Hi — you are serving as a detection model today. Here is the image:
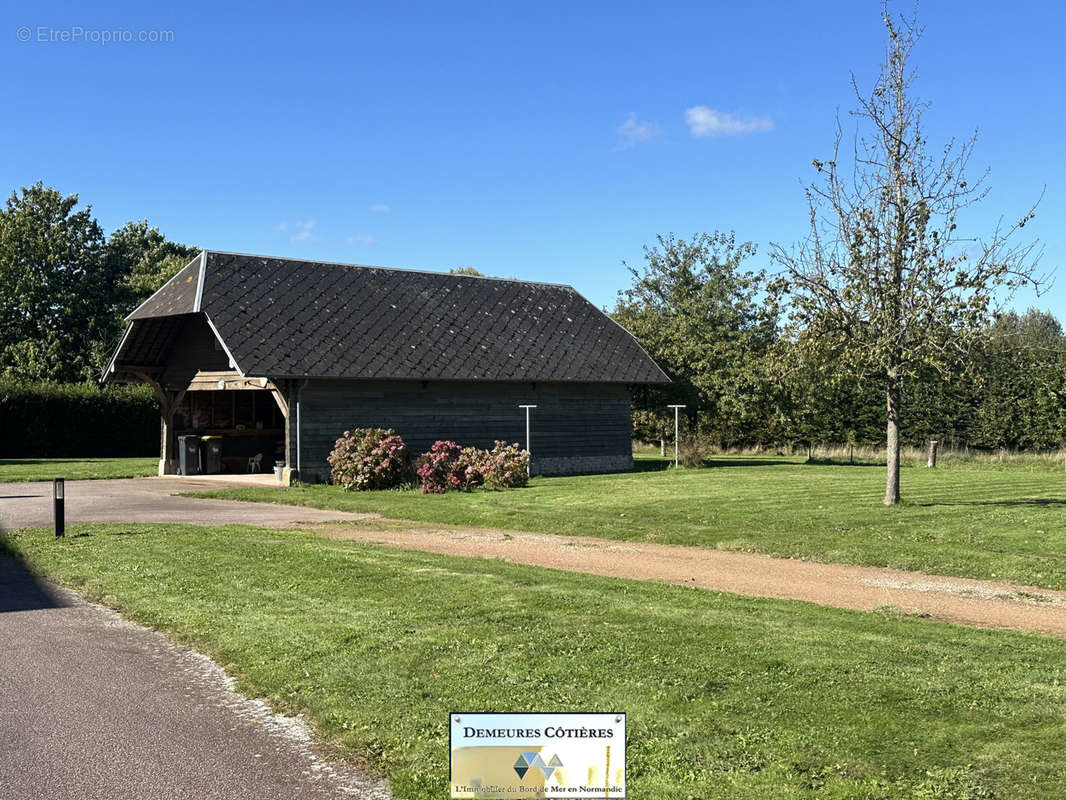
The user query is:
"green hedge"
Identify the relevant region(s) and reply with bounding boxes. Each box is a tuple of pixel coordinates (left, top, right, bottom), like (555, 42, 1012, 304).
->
(0, 380, 158, 457)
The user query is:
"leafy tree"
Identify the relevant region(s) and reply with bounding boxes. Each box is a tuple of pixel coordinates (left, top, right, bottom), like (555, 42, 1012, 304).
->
(0, 183, 109, 381)
(965, 310, 1066, 450)
(449, 266, 484, 276)
(630, 408, 675, 453)
(770, 11, 1042, 503)
(0, 185, 198, 381)
(769, 330, 882, 453)
(614, 232, 776, 446)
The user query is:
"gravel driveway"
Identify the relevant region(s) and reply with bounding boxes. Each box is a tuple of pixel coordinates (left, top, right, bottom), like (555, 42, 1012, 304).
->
(314, 522, 1066, 639)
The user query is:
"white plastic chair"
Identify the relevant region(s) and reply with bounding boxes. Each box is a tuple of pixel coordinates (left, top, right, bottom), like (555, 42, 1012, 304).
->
(247, 453, 263, 473)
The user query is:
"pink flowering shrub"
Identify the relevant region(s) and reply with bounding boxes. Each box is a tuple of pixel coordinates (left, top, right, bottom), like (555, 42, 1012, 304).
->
(416, 441, 487, 493)
(479, 440, 530, 488)
(453, 447, 486, 491)
(328, 428, 412, 491)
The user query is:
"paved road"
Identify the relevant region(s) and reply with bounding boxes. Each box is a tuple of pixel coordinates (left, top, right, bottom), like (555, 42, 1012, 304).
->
(0, 477, 376, 531)
(0, 558, 391, 800)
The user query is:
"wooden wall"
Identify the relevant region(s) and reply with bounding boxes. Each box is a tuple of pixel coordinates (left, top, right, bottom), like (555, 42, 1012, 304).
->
(287, 379, 633, 481)
(160, 316, 231, 388)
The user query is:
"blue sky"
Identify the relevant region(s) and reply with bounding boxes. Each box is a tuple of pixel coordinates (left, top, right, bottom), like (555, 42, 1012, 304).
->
(4, 0, 1064, 312)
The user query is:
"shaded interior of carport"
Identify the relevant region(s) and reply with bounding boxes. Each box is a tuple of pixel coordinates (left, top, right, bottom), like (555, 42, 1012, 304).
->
(105, 312, 289, 475)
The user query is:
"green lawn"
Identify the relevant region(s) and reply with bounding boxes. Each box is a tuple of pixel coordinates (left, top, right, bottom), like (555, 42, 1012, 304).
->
(188, 457, 1066, 590)
(0, 457, 157, 482)
(3, 523, 1065, 799)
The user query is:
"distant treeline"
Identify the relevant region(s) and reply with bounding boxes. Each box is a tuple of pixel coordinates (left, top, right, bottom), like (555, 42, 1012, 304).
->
(616, 234, 1065, 452)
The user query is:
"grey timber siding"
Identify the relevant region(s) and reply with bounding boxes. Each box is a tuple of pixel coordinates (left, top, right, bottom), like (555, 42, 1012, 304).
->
(291, 379, 632, 482)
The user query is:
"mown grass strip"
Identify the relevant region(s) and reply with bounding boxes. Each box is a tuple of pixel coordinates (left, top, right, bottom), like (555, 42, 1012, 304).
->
(0, 457, 158, 482)
(4, 523, 1066, 799)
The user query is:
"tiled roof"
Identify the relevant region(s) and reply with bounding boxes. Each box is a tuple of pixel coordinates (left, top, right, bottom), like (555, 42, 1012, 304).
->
(117, 251, 669, 384)
(127, 253, 202, 319)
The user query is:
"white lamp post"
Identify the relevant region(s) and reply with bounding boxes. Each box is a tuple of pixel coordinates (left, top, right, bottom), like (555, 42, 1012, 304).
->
(667, 405, 686, 468)
(518, 405, 537, 475)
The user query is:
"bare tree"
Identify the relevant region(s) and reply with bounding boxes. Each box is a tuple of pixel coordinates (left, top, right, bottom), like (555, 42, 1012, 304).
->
(770, 8, 1043, 504)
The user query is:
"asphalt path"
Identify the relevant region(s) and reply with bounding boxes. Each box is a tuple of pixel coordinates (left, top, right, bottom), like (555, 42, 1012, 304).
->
(0, 477, 376, 531)
(0, 558, 390, 800)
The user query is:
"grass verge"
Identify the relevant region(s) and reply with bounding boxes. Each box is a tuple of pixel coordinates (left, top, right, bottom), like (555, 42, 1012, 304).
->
(0, 457, 157, 482)
(4, 522, 1066, 799)
(187, 457, 1066, 590)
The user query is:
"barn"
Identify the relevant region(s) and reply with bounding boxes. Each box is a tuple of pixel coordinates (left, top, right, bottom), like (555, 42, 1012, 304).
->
(103, 251, 669, 482)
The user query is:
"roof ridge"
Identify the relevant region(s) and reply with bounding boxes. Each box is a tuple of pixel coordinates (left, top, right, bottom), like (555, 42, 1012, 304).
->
(201, 249, 577, 292)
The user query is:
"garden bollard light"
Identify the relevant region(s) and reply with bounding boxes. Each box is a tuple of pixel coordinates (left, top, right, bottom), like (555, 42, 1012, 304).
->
(54, 478, 65, 538)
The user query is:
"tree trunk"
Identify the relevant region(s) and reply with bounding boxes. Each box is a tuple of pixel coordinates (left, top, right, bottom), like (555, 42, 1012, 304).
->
(884, 379, 902, 505)
(926, 440, 939, 468)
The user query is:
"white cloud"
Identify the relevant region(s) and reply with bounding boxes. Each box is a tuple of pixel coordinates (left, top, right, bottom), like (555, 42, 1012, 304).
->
(684, 106, 773, 137)
(616, 113, 660, 149)
(369, 203, 390, 213)
(347, 234, 374, 246)
(285, 219, 315, 242)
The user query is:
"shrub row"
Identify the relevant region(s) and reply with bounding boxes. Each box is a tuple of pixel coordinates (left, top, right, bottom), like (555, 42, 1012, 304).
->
(0, 379, 158, 457)
(328, 428, 529, 493)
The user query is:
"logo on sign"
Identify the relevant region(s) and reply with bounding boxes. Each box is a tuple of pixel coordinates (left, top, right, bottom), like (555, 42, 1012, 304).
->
(513, 752, 563, 780)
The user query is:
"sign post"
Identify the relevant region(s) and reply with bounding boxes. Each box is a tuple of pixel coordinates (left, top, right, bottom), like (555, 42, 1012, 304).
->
(666, 405, 686, 469)
(519, 405, 537, 475)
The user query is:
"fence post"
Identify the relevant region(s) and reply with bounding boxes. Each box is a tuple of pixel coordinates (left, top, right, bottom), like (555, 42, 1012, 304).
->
(927, 440, 939, 468)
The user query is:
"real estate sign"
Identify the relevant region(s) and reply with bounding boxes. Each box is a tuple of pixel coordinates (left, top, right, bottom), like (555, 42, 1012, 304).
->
(450, 712, 626, 799)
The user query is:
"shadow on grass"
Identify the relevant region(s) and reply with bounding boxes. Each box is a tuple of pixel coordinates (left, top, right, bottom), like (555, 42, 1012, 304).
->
(630, 459, 671, 473)
(0, 459, 87, 466)
(631, 457, 796, 472)
(916, 498, 1066, 508)
(0, 536, 70, 613)
(804, 458, 887, 468)
(702, 459, 796, 469)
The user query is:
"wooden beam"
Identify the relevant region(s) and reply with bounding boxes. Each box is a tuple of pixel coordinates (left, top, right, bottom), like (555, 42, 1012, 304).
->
(270, 388, 289, 417)
(132, 371, 167, 407)
(183, 371, 279, 392)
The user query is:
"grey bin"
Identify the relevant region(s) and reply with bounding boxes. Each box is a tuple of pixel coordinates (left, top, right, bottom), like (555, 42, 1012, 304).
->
(178, 435, 202, 475)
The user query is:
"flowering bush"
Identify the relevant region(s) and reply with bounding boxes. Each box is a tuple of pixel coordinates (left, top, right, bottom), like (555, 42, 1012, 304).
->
(416, 441, 486, 493)
(328, 428, 412, 491)
(479, 440, 530, 488)
(454, 447, 486, 491)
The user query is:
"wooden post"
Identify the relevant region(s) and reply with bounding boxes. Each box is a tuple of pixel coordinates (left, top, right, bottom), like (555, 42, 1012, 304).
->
(158, 389, 186, 475)
(134, 372, 183, 476)
(660, 439, 665, 457)
(927, 439, 939, 468)
(270, 385, 291, 475)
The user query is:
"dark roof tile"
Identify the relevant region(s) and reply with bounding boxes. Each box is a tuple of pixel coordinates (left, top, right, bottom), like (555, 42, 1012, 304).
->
(118, 251, 668, 384)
